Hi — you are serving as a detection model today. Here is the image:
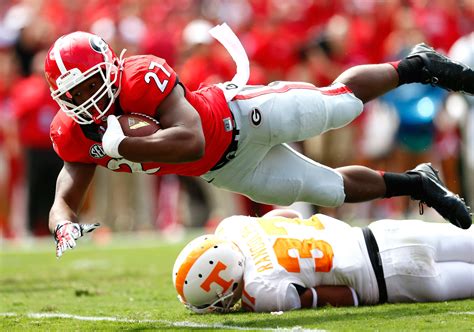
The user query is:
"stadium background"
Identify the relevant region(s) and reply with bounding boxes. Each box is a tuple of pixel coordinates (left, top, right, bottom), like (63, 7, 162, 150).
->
(0, 0, 473, 241)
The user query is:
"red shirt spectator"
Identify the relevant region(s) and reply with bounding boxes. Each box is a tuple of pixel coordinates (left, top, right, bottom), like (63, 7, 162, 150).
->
(11, 75, 58, 149)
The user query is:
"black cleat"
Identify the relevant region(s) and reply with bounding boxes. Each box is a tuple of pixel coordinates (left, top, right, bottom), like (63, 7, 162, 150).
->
(407, 163, 472, 229)
(406, 43, 474, 94)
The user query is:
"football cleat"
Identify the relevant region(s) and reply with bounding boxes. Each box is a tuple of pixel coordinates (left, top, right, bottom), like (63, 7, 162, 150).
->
(406, 43, 474, 94)
(407, 163, 472, 229)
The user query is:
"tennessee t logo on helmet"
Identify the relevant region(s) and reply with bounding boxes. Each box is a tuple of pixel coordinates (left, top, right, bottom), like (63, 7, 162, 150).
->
(200, 261, 234, 293)
(172, 235, 244, 313)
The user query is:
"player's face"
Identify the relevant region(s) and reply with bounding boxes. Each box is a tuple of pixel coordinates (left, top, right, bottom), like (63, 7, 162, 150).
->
(67, 74, 104, 106)
(65, 73, 111, 121)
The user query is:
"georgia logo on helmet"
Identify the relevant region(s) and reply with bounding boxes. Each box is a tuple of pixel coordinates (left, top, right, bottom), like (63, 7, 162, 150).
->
(172, 234, 245, 314)
(44, 31, 126, 125)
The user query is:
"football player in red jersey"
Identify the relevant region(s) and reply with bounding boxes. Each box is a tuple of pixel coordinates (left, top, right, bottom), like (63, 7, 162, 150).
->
(45, 28, 474, 257)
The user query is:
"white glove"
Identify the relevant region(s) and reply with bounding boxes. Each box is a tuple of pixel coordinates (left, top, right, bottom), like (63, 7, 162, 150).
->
(54, 221, 101, 258)
(102, 115, 126, 158)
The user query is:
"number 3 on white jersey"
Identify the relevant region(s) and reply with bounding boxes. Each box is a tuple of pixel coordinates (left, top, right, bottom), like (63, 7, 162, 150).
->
(144, 61, 171, 92)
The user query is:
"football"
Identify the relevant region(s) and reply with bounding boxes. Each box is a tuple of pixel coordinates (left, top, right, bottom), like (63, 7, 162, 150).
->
(117, 113, 161, 137)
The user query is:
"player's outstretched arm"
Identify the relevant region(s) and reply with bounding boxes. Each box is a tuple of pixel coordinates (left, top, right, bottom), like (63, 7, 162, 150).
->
(49, 162, 99, 258)
(114, 85, 205, 163)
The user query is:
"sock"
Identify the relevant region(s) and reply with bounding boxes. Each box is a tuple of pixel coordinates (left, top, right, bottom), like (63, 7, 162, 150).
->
(390, 57, 424, 86)
(382, 172, 422, 198)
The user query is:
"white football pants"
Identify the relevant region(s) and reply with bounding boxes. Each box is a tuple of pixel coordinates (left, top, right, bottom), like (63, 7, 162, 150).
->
(369, 219, 474, 302)
(201, 81, 363, 207)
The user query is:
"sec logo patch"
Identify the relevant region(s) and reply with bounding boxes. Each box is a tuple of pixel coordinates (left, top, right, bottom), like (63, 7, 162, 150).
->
(90, 144, 106, 159)
(250, 108, 262, 127)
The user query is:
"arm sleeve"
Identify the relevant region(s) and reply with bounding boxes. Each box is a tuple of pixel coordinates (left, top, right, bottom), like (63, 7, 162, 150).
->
(279, 283, 303, 311)
(273, 281, 304, 311)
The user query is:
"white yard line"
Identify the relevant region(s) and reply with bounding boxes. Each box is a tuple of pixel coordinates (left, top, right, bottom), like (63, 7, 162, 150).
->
(0, 312, 325, 331)
(448, 311, 474, 315)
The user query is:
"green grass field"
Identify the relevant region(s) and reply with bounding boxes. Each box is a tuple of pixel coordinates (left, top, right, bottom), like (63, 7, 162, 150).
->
(1, 233, 473, 331)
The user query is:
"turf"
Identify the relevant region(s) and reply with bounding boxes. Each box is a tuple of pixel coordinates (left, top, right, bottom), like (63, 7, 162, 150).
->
(1, 234, 473, 331)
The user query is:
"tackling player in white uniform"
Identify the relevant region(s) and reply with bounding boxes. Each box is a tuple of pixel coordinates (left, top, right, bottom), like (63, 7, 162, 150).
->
(173, 209, 474, 313)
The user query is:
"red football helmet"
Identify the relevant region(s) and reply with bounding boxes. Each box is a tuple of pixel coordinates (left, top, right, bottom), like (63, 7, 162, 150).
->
(44, 31, 124, 124)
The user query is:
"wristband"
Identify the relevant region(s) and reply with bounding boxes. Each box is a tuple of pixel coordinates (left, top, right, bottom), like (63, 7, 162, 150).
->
(103, 115, 126, 158)
(106, 135, 126, 159)
(349, 287, 359, 307)
(310, 287, 318, 308)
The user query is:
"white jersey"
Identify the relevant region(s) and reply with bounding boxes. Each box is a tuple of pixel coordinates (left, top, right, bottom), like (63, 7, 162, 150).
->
(215, 214, 378, 312)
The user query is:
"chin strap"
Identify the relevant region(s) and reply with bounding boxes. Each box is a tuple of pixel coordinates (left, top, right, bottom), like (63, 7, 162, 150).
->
(113, 49, 127, 98)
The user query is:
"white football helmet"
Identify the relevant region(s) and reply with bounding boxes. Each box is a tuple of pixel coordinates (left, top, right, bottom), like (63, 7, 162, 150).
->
(44, 31, 125, 124)
(172, 234, 245, 314)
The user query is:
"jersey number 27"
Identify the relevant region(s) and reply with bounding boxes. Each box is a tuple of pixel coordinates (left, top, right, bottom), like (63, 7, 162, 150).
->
(144, 61, 171, 92)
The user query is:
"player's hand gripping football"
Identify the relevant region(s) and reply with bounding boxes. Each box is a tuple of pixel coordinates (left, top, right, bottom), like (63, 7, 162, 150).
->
(54, 221, 100, 258)
(102, 115, 126, 158)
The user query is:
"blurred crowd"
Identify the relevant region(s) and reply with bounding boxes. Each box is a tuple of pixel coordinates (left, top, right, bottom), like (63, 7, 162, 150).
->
(0, 0, 473, 239)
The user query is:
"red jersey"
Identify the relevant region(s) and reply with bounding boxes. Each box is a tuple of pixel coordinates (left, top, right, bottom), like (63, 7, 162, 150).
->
(50, 55, 233, 176)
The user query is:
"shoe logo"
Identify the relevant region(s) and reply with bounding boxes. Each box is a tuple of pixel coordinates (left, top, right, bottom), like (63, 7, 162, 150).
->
(250, 108, 262, 127)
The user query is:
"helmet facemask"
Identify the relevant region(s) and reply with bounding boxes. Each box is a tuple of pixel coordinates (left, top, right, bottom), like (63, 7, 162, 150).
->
(179, 281, 243, 314)
(50, 50, 125, 125)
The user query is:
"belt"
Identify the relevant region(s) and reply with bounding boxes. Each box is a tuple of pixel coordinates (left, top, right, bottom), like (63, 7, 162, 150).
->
(210, 114, 240, 171)
(362, 227, 388, 304)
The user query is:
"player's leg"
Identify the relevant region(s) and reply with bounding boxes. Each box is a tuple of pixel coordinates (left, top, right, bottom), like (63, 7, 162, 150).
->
(433, 262, 474, 300)
(204, 143, 345, 207)
(248, 144, 345, 207)
(208, 140, 459, 212)
(333, 63, 399, 104)
(231, 81, 364, 144)
(370, 219, 474, 302)
(413, 222, 474, 263)
(370, 219, 474, 263)
(385, 262, 474, 302)
(332, 165, 431, 205)
(335, 44, 474, 104)
(210, 80, 471, 226)
(337, 163, 472, 229)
